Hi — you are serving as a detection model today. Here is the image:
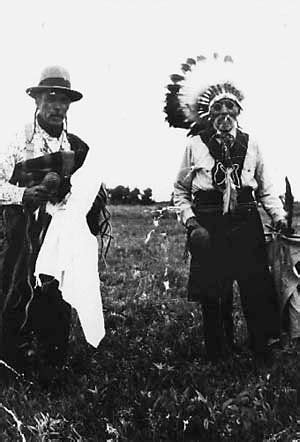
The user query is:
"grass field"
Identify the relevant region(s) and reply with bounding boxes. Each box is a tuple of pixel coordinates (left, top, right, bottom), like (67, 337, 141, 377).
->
(2, 204, 300, 441)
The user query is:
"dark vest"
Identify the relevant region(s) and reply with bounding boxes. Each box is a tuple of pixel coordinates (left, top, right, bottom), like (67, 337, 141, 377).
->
(192, 128, 254, 208)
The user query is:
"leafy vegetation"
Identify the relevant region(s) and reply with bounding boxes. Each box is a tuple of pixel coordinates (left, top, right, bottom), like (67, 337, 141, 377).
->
(2, 204, 300, 440)
(108, 186, 155, 205)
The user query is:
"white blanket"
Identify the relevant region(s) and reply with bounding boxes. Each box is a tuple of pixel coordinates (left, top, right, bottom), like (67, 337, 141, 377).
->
(34, 151, 105, 347)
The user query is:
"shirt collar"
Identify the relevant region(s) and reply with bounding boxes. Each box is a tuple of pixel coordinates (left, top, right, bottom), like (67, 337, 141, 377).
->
(34, 121, 71, 153)
(216, 126, 237, 139)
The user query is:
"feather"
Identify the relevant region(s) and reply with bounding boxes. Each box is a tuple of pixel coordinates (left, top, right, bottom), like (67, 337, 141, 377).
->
(285, 176, 294, 234)
(186, 58, 196, 65)
(167, 84, 181, 93)
(224, 55, 233, 63)
(181, 63, 192, 72)
(164, 91, 190, 129)
(170, 74, 185, 83)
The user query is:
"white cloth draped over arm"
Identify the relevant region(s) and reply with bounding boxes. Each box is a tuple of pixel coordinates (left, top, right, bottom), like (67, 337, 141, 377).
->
(34, 150, 105, 348)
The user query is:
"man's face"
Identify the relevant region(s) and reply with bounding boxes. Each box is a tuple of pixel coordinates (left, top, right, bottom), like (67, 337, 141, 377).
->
(36, 91, 71, 127)
(210, 98, 240, 133)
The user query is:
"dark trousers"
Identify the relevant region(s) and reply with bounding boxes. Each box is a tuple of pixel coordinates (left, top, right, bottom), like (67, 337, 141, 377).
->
(0, 206, 71, 373)
(0, 277, 71, 372)
(201, 279, 234, 361)
(28, 277, 72, 368)
(201, 272, 279, 359)
(188, 206, 280, 359)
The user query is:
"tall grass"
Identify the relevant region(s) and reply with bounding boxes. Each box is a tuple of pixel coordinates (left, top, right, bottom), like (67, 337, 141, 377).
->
(1, 204, 300, 440)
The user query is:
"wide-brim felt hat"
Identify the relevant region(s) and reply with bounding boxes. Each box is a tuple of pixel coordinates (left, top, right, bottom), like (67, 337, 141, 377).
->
(26, 65, 83, 102)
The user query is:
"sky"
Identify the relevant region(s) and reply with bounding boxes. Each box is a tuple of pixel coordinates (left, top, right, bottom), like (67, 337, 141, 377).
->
(1, 0, 300, 201)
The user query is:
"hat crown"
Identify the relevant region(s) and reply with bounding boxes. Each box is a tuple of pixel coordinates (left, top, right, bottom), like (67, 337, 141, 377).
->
(26, 65, 83, 102)
(39, 66, 71, 85)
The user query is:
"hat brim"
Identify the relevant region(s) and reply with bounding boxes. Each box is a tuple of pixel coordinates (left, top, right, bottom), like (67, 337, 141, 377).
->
(26, 86, 82, 102)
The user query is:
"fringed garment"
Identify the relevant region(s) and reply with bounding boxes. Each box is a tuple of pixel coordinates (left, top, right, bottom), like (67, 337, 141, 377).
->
(0, 133, 107, 369)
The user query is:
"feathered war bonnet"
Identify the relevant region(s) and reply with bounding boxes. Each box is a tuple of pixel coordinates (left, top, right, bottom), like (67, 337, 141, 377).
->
(164, 53, 244, 133)
(165, 53, 246, 215)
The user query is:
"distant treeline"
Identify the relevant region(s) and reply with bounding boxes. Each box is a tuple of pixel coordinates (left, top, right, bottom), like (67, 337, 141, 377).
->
(107, 185, 155, 205)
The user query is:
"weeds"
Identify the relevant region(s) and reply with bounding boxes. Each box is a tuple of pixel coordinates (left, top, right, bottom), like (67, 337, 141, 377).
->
(1, 205, 300, 440)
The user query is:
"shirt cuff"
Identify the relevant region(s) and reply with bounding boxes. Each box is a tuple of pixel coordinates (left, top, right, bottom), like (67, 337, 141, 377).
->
(16, 187, 26, 205)
(0, 186, 26, 205)
(181, 207, 195, 225)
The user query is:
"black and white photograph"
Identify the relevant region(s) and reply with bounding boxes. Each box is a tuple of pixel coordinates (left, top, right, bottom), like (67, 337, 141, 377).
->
(0, 0, 300, 440)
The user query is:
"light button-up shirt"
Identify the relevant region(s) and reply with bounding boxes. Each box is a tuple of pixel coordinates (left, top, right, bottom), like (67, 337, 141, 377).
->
(174, 134, 286, 224)
(0, 122, 71, 205)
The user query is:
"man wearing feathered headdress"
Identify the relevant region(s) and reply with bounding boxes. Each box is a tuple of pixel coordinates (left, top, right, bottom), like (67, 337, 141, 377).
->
(0, 66, 108, 384)
(165, 53, 287, 364)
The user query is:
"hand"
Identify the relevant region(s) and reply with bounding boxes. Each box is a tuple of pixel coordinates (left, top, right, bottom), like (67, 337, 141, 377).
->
(185, 216, 200, 234)
(22, 185, 50, 208)
(275, 218, 293, 235)
(187, 219, 210, 254)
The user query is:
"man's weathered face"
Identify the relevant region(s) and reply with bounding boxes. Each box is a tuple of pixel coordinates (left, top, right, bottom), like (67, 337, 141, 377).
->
(36, 91, 71, 127)
(210, 98, 240, 133)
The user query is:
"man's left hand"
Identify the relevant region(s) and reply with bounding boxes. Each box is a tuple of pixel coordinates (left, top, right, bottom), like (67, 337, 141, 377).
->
(275, 218, 293, 235)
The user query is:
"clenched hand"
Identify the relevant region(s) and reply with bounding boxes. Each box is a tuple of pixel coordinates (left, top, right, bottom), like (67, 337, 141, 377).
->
(22, 185, 50, 208)
(185, 216, 200, 234)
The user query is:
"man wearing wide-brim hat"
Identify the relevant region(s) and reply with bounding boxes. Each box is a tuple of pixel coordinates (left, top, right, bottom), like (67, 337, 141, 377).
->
(0, 66, 108, 384)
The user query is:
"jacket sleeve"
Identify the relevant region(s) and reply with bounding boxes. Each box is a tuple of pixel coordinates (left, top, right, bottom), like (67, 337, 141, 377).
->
(173, 143, 196, 225)
(86, 183, 109, 236)
(254, 141, 286, 223)
(67, 133, 106, 236)
(0, 134, 26, 205)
